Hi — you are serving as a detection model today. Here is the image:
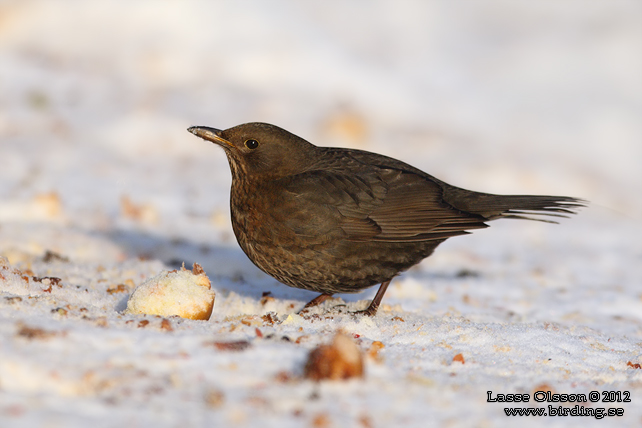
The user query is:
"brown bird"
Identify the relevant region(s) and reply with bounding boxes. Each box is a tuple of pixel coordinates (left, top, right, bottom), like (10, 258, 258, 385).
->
(188, 123, 584, 316)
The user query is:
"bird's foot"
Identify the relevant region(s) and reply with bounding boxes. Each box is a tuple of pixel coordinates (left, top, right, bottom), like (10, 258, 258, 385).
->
(349, 301, 379, 317)
(300, 299, 377, 318)
(298, 293, 336, 316)
(348, 279, 391, 317)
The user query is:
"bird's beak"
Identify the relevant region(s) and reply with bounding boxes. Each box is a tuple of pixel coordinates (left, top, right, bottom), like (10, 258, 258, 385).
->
(187, 126, 234, 149)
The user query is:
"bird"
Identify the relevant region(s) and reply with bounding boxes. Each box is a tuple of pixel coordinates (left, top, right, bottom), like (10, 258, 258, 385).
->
(188, 122, 584, 316)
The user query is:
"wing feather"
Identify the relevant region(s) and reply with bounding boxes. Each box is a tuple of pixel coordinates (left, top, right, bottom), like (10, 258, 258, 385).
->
(281, 167, 487, 243)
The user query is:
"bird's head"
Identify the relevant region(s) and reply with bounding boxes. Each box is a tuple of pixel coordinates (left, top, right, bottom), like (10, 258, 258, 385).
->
(188, 122, 317, 180)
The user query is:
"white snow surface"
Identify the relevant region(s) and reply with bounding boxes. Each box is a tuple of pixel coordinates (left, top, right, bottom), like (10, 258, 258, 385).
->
(1, 1, 641, 427)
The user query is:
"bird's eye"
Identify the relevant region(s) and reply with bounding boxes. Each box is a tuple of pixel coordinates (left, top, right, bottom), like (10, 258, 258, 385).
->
(244, 139, 259, 150)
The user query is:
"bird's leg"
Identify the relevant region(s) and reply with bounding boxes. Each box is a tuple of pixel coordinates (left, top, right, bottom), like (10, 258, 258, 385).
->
(354, 279, 392, 316)
(300, 279, 393, 316)
(299, 293, 334, 313)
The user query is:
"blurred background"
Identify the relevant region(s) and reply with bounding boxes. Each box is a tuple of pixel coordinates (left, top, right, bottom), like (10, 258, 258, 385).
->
(0, 0, 640, 258)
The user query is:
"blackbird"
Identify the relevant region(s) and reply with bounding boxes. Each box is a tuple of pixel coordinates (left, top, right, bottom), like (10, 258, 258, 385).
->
(188, 122, 584, 316)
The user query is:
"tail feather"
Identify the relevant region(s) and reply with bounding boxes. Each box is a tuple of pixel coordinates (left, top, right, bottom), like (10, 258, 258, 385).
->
(486, 195, 585, 222)
(441, 187, 586, 223)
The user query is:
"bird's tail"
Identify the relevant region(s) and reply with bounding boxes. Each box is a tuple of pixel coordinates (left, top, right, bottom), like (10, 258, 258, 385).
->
(441, 186, 586, 223)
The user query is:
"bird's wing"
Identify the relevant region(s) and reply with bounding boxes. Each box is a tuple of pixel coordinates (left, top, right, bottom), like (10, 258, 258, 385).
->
(280, 167, 488, 243)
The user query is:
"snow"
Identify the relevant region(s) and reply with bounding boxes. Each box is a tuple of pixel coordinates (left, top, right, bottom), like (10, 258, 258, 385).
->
(1, 1, 641, 427)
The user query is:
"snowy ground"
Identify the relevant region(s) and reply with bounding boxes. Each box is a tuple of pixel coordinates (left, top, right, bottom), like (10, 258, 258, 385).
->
(1, 1, 641, 427)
